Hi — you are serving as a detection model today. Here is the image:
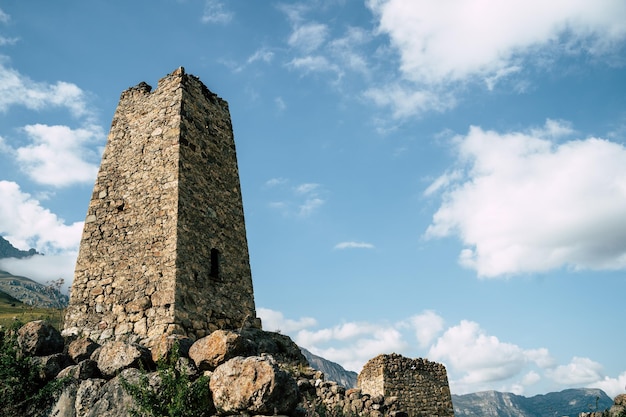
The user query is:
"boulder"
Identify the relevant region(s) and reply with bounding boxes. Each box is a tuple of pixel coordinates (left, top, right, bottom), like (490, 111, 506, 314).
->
(210, 355, 299, 415)
(189, 329, 247, 371)
(96, 341, 153, 378)
(82, 369, 141, 417)
(17, 320, 64, 356)
(32, 353, 72, 380)
(68, 338, 99, 363)
(240, 328, 308, 366)
(150, 334, 194, 363)
(57, 359, 101, 380)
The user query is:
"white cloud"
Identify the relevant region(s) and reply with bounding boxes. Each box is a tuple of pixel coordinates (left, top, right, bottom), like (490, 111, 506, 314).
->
(288, 55, 340, 76)
(425, 120, 626, 277)
(364, 84, 456, 119)
(428, 320, 556, 394)
(295, 183, 320, 194)
(547, 357, 604, 386)
(257, 307, 317, 333)
(0, 253, 75, 291)
(274, 97, 286, 111)
(201, 0, 232, 24)
(295, 321, 408, 372)
(15, 124, 102, 187)
(406, 310, 445, 348)
(0, 8, 10, 24)
(364, 0, 626, 117)
(288, 22, 328, 53)
(298, 197, 324, 217)
(368, 0, 626, 85)
(267, 181, 326, 218)
(247, 48, 274, 65)
(265, 177, 288, 187)
(334, 241, 375, 250)
(0, 181, 83, 254)
(594, 371, 626, 398)
(0, 62, 93, 118)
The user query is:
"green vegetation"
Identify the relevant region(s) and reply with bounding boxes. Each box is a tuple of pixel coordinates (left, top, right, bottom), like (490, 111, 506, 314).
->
(121, 343, 213, 417)
(0, 290, 64, 330)
(0, 321, 70, 416)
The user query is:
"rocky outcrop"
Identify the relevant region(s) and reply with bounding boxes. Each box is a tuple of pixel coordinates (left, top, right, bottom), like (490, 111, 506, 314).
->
(11, 320, 448, 417)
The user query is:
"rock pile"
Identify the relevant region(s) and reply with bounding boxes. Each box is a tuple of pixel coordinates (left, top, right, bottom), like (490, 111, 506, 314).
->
(9, 320, 411, 417)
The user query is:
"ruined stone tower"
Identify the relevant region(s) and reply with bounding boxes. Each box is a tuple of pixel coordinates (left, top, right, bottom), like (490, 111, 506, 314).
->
(358, 354, 455, 417)
(63, 68, 260, 344)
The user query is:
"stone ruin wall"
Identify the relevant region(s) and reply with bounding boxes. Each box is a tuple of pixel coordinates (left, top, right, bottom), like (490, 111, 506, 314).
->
(63, 68, 259, 345)
(358, 353, 455, 417)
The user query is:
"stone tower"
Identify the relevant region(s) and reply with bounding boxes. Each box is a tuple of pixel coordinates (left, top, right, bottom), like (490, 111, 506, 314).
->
(358, 354, 455, 417)
(63, 68, 260, 344)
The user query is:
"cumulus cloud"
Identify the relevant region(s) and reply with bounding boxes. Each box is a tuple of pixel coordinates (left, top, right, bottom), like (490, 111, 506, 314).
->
(257, 308, 317, 333)
(0, 62, 93, 119)
(334, 241, 375, 250)
(296, 321, 408, 372)
(15, 124, 102, 187)
(594, 371, 626, 398)
(365, 0, 626, 117)
(201, 0, 233, 24)
(256, 308, 626, 396)
(0, 181, 83, 254)
(405, 310, 445, 348)
(546, 357, 605, 386)
(428, 320, 555, 394)
(368, 0, 626, 85)
(425, 120, 626, 277)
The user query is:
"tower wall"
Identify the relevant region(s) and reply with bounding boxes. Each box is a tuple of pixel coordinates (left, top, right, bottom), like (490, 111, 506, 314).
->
(63, 68, 259, 344)
(358, 354, 455, 417)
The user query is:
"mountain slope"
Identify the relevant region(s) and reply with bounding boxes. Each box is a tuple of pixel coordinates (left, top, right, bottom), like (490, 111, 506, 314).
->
(453, 388, 613, 417)
(0, 270, 68, 308)
(300, 347, 358, 388)
(0, 236, 39, 258)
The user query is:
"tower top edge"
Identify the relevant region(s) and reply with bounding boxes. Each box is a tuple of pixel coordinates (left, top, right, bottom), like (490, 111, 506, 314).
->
(120, 67, 228, 109)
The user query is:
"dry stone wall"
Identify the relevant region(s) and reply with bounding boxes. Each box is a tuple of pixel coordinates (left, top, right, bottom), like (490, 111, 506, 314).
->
(358, 353, 455, 417)
(63, 68, 259, 345)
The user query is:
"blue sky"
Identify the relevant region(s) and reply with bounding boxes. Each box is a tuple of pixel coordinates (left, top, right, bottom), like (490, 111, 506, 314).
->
(1, 0, 626, 398)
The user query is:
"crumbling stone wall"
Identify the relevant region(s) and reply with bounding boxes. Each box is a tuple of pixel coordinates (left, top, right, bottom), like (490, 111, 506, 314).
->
(358, 353, 454, 417)
(64, 68, 259, 345)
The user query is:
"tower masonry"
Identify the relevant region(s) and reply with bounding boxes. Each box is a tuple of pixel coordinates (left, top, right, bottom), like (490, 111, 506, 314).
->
(358, 353, 455, 417)
(63, 67, 260, 344)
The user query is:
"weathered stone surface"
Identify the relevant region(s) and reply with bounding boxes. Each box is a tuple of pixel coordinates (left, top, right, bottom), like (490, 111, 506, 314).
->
(189, 329, 247, 371)
(32, 353, 72, 380)
(358, 353, 454, 417)
(241, 328, 308, 367)
(68, 338, 100, 363)
(210, 355, 299, 415)
(96, 341, 153, 378)
(150, 333, 194, 363)
(63, 67, 261, 344)
(17, 320, 64, 356)
(57, 359, 100, 380)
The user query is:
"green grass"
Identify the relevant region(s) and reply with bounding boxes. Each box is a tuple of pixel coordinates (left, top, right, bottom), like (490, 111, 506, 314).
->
(0, 291, 64, 330)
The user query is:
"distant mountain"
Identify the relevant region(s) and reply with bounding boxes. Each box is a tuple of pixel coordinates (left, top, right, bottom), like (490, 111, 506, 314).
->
(300, 347, 358, 388)
(452, 388, 613, 417)
(0, 235, 39, 259)
(0, 270, 68, 308)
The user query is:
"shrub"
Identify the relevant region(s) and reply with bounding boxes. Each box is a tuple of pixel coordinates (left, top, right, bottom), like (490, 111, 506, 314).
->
(122, 343, 213, 417)
(0, 321, 69, 416)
